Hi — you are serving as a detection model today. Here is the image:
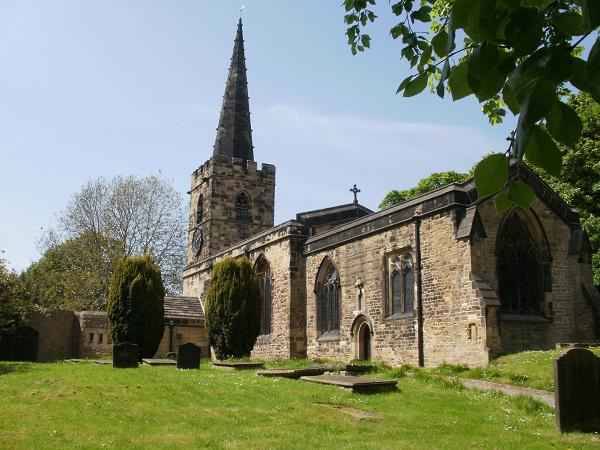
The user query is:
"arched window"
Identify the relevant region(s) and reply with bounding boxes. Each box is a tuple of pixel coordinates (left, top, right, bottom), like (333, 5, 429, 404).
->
(496, 212, 544, 314)
(196, 194, 203, 224)
(255, 256, 272, 336)
(235, 192, 250, 222)
(388, 253, 414, 316)
(316, 258, 340, 335)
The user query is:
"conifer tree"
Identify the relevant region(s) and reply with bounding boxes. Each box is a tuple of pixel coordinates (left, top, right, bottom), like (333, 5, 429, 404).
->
(107, 256, 165, 358)
(205, 257, 261, 360)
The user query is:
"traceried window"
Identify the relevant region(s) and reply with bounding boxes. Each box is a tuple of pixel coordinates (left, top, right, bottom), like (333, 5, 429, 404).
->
(316, 258, 341, 336)
(196, 194, 203, 224)
(235, 192, 250, 222)
(387, 253, 414, 316)
(497, 212, 544, 314)
(255, 256, 272, 336)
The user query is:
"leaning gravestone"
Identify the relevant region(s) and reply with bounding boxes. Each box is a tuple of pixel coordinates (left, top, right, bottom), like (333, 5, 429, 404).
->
(112, 342, 139, 368)
(177, 343, 200, 370)
(554, 348, 600, 432)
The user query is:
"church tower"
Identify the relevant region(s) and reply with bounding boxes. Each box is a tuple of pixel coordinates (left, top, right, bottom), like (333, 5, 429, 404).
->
(186, 19, 276, 264)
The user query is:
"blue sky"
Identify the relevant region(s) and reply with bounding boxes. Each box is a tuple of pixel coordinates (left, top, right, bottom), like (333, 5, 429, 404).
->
(0, 1, 517, 272)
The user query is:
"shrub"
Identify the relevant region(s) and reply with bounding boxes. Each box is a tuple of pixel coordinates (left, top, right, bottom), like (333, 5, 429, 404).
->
(205, 257, 261, 360)
(107, 256, 164, 358)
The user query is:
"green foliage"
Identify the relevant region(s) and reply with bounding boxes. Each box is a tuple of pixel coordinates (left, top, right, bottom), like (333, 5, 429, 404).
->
(344, 0, 600, 210)
(205, 257, 261, 360)
(107, 256, 165, 359)
(379, 170, 470, 209)
(22, 232, 123, 311)
(533, 92, 600, 285)
(0, 259, 29, 328)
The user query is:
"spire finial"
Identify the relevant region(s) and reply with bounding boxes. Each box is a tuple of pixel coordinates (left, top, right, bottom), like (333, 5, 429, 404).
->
(239, 5, 245, 18)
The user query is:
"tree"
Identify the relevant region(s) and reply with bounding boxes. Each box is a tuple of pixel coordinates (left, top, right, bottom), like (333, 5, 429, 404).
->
(0, 259, 29, 328)
(533, 92, 600, 285)
(22, 232, 123, 311)
(379, 170, 470, 209)
(107, 256, 165, 359)
(204, 257, 261, 360)
(52, 174, 186, 294)
(343, 0, 599, 210)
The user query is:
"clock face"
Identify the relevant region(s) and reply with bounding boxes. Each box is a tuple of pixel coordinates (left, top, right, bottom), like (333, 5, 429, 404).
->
(192, 227, 203, 256)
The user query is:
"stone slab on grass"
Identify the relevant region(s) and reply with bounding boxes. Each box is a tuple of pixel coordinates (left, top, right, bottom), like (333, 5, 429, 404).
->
(256, 367, 330, 379)
(453, 377, 555, 408)
(142, 359, 177, 366)
(212, 361, 265, 370)
(300, 374, 397, 393)
(316, 403, 384, 421)
(91, 360, 112, 365)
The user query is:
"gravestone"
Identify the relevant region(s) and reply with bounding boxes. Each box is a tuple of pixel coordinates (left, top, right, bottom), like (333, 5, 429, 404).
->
(554, 348, 600, 432)
(112, 342, 139, 368)
(177, 343, 200, 369)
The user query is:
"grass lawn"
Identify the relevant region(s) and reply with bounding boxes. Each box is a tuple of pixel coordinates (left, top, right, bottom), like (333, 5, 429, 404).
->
(1, 360, 599, 449)
(431, 347, 600, 392)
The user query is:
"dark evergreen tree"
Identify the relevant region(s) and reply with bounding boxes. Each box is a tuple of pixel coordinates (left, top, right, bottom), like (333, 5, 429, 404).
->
(205, 257, 261, 360)
(107, 256, 165, 359)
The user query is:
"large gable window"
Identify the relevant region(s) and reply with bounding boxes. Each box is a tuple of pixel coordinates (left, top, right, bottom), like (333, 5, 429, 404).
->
(255, 256, 272, 336)
(316, 258, 340, 336)
(497, 212, 544, 315)
(235, 192, 250, 222)
(387, 253, 414, 317)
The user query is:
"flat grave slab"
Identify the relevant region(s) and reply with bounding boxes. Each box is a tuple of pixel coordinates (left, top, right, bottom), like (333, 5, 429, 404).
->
(211, 361, 265, 370)
(65, 359, 85, 363)
(300, 375, 397, 393)
(256, 367, 331, 379)
(142, 358, 176, 366)
(91, 359, 112, 365)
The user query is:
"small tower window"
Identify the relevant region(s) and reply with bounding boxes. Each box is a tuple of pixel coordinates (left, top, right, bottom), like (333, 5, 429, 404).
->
(235, 192, 250, 222)
(196, 195, 203, 224)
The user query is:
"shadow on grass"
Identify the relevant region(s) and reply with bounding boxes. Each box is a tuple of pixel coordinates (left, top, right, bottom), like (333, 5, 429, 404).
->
(0, 361, 32, 375)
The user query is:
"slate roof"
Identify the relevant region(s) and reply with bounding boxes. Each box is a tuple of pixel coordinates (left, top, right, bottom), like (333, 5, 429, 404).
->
(212, 18, 254, 161)
(163, 296, 204, 321)
(296, 203, 373, 227)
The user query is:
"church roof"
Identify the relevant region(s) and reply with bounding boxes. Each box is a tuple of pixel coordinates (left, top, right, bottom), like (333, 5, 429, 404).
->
(164, 296, 204, 321)
(213, 18, 254, 161)
(296, 203, 373, 227)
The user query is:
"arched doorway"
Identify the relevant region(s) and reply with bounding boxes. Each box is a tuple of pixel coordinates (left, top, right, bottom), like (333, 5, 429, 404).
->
(351, 315, 372, 361)
(358, 322, 371, 360)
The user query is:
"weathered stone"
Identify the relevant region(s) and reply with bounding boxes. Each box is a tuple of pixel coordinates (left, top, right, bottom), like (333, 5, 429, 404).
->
(112, 342, 139, 368)
(211, 361, 264, 370)
(142, 358, 176, 366)
(554, 348, 600, 432)
(177, 343, 201, 370)
(256, 367, 330, 379)
(300, 375, 397, 393)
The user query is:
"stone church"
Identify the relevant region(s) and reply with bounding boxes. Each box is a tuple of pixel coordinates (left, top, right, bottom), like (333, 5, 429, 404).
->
(182, 19, 600, 367)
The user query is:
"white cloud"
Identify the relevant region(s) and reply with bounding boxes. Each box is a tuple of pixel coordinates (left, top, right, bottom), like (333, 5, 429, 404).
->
(252, 104, 497, 223)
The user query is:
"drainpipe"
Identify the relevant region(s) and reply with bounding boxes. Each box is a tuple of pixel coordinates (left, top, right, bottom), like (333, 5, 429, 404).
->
(168, 320, 175, 353)
(415, 213, 425, 367)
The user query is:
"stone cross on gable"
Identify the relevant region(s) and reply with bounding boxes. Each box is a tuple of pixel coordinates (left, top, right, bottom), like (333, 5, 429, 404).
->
(350, 184, 361, 204)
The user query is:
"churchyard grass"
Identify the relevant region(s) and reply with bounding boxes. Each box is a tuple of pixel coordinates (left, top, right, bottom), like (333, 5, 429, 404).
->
(1, 360, 599, 449)
(431, 347, 600, 392)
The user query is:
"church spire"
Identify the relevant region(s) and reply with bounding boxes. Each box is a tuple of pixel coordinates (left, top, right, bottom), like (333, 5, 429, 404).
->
(213, 18, 254, 161)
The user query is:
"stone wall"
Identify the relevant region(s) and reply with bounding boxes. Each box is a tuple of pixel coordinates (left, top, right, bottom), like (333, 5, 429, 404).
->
(76, 311, 112, 359)
(472, 197, 597, 352)
(27, 310, 78, 361)
(305, 208, 489, 368)
(156, 320, 209, 357)
(183, 221, 309, 360)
